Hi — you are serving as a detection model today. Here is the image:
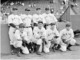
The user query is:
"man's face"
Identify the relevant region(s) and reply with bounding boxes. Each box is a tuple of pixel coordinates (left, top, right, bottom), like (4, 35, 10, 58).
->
(37, 10, 41, 14)
(46, 10, 50, 14)
(38, 23, 43, 29)
(66, 26, 70, 31)
(51, 25, 55, 30)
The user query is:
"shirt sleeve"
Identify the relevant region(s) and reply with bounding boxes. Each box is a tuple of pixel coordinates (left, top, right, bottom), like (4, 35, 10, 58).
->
(7, 15, 13, 24)
(70, 29, 74, 38)
(19, 16, 23, 24)
(60, 30, 64, 39)
(55, 29, 60, 36)
(52, 14, 58, 23)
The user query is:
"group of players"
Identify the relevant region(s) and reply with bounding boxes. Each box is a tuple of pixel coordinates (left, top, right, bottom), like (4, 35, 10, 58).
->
(7, 7, 79, 57)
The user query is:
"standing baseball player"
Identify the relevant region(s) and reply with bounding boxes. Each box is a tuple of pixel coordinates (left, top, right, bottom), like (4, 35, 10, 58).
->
(33, 21, 46, 55)
(33, 8, 46, 27)
(20, 14, 34, 53)
(8, 13, 16, 55)
(8, 14, 23, 55)
(42, 8, 58, 29)
(60, 22, 80, 51)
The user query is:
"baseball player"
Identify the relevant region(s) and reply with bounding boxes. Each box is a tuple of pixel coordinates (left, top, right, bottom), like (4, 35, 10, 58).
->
(32, 8, 46, 27)
(33, 21, 46, 55)
(20, 14, 34, 53)
(13, 14, 23, 26)
(8, 14, 16, 55)
(60, 22, 79, 51)
(42, 8, 58, 29)
(8, 14, 23, 55)
(13, 24, 24, 57)
(22, 25, 33, 53)
(44, 23, 61, 53)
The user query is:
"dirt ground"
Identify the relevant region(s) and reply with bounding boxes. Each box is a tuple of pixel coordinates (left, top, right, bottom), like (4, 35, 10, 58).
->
(1, 38, 80, 60)
(1, 0, 80, 60)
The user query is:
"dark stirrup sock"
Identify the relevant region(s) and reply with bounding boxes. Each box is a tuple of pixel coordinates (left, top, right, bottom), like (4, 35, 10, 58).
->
(36, 45, 41, 55)
(67, 44, 72, 51)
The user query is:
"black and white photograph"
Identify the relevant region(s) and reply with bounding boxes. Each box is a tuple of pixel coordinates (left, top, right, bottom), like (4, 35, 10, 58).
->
(0, 0, 80, 60)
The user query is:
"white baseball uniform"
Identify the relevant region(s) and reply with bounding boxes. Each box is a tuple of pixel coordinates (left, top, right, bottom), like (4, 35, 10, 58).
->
(33, 27, 46, 45)
(13, 15, 23, 26)
(44, 27, 61, 53)
(33, 27, 46, 52)
(8, 14, 16, 45)
(32, 14, 39, 24)
(60, 28, 76, 45)
(20, 14, 32, 27)
(42, 13, 58, 29)
(14, 29, 22, 48)
(32, 14, 46, 24)
(22, 28, 33, 43)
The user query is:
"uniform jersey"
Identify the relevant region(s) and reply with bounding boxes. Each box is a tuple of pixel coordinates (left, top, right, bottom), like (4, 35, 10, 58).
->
(13, 15, 23, 26)
(46, 28, 60, 40)
(33, 27, 46, 39)
(22, 28, 33, 42)
(14, 29, 22, 40)
(20, 14, 27, 21)
(42, 13, 58, 24)
(7, 14, 15, 24)
(25, 15, 32, 26)
(21, 14, 32, 26)
(32, 14, 39, 23)
(14, 29, 23, 48)
(60, 28, 74, 40)
(32, 14, 46, 24)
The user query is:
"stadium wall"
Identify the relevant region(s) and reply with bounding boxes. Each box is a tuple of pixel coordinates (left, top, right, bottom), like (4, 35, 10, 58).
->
(1, 24, 11, 55)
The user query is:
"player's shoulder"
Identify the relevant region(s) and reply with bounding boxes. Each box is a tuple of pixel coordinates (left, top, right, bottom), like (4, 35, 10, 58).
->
(60, 29, 66, 32)
(8, 14, 14, 17)
(33, 14, 37, 16)
(42, 13, 47, 16)
(28, 14, 32, 17)
(14, 15, 19, 18)
(20, 14, 27, 17)
(70, 28, 73, 31)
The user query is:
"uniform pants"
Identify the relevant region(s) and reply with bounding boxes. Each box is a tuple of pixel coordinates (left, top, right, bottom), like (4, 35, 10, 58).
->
(9, 27, 15, 45)
(44, 41, 51, 53)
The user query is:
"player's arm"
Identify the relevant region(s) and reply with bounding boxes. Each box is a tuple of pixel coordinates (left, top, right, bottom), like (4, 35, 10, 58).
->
(60, 30, 64, 39)
(7, 15, 13, 26)
(19, 16, 23, 24)
(14, 30, 21, 40)
(69, 29, 74, 39)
